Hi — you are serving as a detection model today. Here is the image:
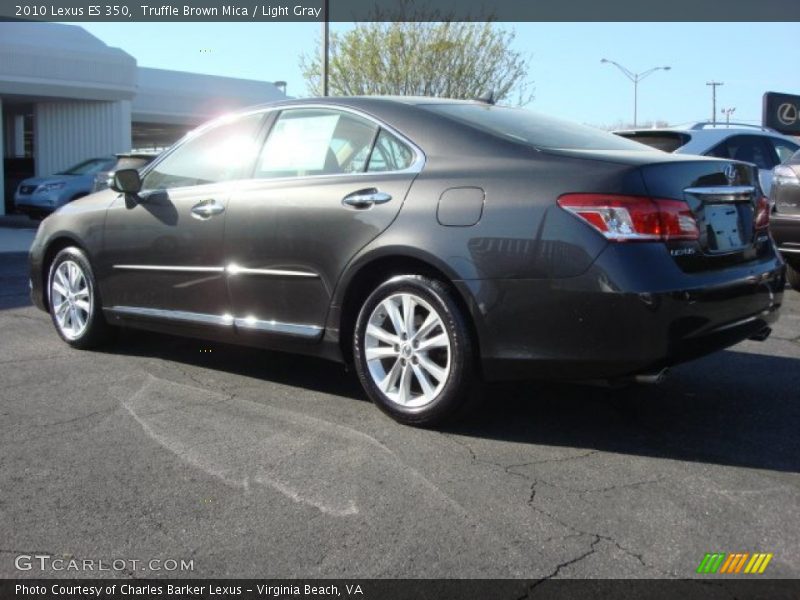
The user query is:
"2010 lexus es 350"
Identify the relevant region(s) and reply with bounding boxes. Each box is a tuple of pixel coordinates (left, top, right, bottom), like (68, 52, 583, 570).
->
(29, 97, 785, 425)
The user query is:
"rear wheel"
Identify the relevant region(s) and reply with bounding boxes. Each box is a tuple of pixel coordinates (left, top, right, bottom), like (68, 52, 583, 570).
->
(353, 275, 476, 426)
(48, 247, 112, 348)
(787, 262, 800, 291)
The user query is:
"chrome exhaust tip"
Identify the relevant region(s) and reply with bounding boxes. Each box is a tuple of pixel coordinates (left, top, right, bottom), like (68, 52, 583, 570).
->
(634, 368, 669, 385)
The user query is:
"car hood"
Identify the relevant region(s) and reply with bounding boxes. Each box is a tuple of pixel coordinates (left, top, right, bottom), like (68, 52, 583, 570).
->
(21, 174, 79, 186)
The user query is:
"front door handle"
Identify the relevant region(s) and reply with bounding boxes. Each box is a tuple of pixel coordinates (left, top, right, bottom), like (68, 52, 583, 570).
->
(191, 199, 225, 219)
(342, 189, 392, 209)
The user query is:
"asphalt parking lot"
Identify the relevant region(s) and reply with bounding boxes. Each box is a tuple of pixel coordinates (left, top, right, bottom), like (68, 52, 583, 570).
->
(1, 229, 799, 580)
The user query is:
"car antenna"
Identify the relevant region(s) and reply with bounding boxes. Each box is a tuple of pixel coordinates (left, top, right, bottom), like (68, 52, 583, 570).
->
(476, 90, 496, 105)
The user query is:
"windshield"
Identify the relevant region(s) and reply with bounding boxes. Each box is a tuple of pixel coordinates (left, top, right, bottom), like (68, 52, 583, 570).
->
(422, 103, 653, 152)
(59, 158, 113, 176)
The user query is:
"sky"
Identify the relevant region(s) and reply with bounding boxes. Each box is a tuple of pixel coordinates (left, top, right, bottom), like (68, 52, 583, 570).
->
(68, 21, 800, 129)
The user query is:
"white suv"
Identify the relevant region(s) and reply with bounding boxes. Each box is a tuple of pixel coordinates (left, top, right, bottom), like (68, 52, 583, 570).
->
(615, 122, 799, 197)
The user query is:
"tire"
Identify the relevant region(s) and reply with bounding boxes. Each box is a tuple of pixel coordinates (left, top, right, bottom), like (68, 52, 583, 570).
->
(787, 262, 800, 291)
(47, 247, 113, 349)
(353, 274, 476, 426)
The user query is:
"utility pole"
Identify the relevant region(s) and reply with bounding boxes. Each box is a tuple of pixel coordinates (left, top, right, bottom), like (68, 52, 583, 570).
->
(721, 107, 736, 128)
(320, 0, 329, 96)
(706, 81, 723, 125)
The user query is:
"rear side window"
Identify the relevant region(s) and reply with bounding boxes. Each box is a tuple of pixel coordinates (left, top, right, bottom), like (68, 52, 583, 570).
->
(771, 138, 800, 164)
(615, 132, 689, 153)
(367, 130, 415, 172)
(256, 109, 378, 178)
(422, 103, 651, 151)
(707, 135, 778, 170)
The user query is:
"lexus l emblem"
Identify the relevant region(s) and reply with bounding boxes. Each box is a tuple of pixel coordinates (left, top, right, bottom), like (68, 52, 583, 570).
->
(777, 102, 798, 126)
(723, 164, 737, 185)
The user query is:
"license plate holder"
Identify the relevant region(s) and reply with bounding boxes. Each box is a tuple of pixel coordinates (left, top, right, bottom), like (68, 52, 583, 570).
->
(706, 204, 745, 252)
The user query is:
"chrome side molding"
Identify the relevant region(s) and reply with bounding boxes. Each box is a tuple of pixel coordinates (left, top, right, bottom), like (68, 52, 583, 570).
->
(106, 306, 321, 339)
(113, 264, 319, 278)
(114, 265, 225, 273)
(233, 317, 322, 337)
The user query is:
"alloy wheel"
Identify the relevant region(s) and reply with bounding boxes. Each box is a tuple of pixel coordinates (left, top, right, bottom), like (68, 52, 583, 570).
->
(364, 292, 452, 408)
(51, 260, 92, 340)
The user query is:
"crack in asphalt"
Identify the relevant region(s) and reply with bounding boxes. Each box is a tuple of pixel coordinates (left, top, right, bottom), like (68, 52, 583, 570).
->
(441, 433, 675, 579)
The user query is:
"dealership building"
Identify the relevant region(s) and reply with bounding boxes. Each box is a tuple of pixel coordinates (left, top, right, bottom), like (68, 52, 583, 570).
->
(0, 21, 287, 214)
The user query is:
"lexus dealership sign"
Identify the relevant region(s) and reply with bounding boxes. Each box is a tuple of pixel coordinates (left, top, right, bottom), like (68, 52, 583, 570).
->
(763, 92, 800, 135)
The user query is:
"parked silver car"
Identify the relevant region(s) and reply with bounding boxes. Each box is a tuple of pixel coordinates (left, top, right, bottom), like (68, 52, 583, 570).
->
(615, 123, 799, 197)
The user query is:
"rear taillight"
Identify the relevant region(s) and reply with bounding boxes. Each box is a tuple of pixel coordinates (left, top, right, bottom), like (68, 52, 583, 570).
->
(754, 196, 770, 230)
(557, 194, 699, 242)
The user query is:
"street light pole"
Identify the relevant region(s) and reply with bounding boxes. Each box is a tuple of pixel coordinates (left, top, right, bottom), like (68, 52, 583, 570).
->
(721, 107, 736, 128)
(320, 0, 329, 97)
(706, 81, 723, 125)
(601, 59, 671, 127)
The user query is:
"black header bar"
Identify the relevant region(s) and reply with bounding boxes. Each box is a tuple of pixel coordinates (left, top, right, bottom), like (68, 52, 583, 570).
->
(1, 0, 799, 22)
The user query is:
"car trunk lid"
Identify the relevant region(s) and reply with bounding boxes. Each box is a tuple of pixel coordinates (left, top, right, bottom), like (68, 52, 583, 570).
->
(638, 159, 770, 271)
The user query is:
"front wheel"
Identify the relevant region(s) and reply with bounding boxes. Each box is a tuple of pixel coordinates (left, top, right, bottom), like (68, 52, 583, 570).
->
(353, 275, 476, 426)
(47, 247, 112, 349)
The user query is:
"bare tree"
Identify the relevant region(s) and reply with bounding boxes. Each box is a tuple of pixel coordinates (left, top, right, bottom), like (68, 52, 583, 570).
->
(301, 21, 534, 105)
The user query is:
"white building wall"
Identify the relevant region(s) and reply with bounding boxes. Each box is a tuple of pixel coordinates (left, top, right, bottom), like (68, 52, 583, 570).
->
(34, 100, 131, 177)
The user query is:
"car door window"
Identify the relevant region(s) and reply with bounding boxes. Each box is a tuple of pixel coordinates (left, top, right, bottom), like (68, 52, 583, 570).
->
(142, 113, 265, 190)
(256, 109, 378, 178)
(367, 130, 415, 172)
(771, 138, 800, 164)
(707, 135, 777, 170)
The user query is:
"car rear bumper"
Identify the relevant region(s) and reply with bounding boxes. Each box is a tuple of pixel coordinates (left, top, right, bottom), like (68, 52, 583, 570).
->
(458, 243, 785, 382)
(770, 214, 800, 264)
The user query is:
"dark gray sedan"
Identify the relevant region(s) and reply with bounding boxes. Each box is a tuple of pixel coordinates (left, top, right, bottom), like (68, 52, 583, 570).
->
(28, 97, 784, 425)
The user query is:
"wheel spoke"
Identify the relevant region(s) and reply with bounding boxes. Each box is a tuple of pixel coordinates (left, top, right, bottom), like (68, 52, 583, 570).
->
(366, 323, 399, 346)
(73, 287, 89, 299)
(402, 294, 416, 338)
(68, 263, 78, 287)
(418, 354, 446, 383)
(380, 358, 403, 393)
(55, 301, 69, 325)
(383, 297, 406, 337)
(52, 281, 68, 298)
(398, 363, 413, 404)
(417, 332, 448, 352)
(75, 299, 91, 313)
(365, 345, 398, 361)
(69, 306, 80, 331)
(73, 306, 86, 329)
(413, 312, 439, 342)
(56, 269, 70, 293)
(412, 363, 436, 398)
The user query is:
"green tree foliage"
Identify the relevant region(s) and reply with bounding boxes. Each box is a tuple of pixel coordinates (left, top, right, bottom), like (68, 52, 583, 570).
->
(301, 22, 534, 104)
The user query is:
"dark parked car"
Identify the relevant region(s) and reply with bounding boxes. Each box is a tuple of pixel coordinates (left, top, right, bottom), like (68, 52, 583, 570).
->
(770, 149, 800, 290)
(15, 156, 116, 219)
(28, 97, 784, 426)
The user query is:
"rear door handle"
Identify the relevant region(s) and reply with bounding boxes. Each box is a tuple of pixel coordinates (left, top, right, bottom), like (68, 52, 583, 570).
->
(342, 189, 392, 209)
(191, 199, 225, 219)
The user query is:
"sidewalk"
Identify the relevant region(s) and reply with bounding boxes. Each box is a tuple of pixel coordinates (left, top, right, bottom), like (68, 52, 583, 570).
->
(0, 215, 37, 253)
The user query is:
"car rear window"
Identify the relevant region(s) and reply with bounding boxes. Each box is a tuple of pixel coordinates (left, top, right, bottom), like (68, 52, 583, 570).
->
(421, 103, 651, 151)
(614, 131, 690, 153)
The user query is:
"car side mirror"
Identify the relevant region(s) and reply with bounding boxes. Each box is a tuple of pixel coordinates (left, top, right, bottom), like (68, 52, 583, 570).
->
(110, 169, 142, 194)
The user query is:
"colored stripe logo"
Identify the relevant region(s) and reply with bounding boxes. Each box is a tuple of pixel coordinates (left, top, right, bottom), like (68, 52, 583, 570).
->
(696, 552, 773, 574)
